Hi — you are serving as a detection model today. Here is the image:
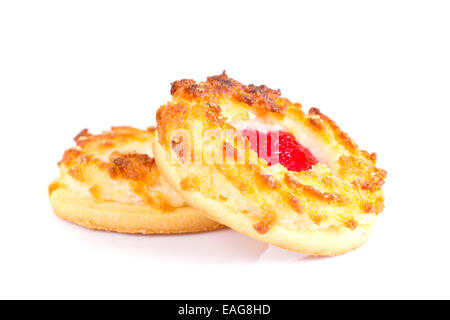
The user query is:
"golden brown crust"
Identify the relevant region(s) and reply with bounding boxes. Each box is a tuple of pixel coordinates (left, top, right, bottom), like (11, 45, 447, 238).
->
(50, 127, 223, 234)
(50, 187, 223, 234)
(170, 71, 287, 116)
(108, 152, 157, 182)
(73, 126, 155, 149)
(284, 173, 349, 205)
(155, 72, 386, 255)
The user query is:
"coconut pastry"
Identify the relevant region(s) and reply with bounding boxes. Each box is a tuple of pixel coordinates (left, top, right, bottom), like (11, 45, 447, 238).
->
(49, 126, 223, 234)
(154, 72, 386, 255)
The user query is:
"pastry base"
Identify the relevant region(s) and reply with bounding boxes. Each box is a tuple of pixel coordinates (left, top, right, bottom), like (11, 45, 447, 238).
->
(50, 187, 224, 234)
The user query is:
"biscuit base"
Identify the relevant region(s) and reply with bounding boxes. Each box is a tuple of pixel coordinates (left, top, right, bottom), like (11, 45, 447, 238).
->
(50, 187, 223, 234)
(154, 140, 375, 256)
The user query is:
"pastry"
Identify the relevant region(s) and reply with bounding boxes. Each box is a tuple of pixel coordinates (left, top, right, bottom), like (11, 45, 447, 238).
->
(49, 126, 223, 234)
(154, 72, 386, 255)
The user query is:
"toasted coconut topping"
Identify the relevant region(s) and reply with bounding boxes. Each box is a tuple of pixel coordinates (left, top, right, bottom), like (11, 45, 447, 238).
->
(345, 219, 359, 231)
(284, 173, 349, 205)
(288, 193, 304, 215)
(109, 152, 157, 181)
(253, 220, 272, 234)
(171, 71, 287, 115)
(54, 127, 186, 209)
(259, 174, 281, 189)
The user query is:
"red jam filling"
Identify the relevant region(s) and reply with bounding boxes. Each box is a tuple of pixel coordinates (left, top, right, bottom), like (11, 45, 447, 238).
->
(241, 129, 318, 172)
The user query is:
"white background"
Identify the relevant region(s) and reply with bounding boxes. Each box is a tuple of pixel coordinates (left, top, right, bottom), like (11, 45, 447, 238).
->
(1, 1, 449, 299)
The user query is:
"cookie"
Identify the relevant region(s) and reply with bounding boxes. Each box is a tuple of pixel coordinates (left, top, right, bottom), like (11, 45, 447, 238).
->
(154, 72, 386, 255)
(49, 126, 223, 234)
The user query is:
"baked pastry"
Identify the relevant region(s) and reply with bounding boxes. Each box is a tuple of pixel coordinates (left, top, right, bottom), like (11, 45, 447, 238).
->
(49, 126, 223, 234)
(154, 72, 386, 255)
